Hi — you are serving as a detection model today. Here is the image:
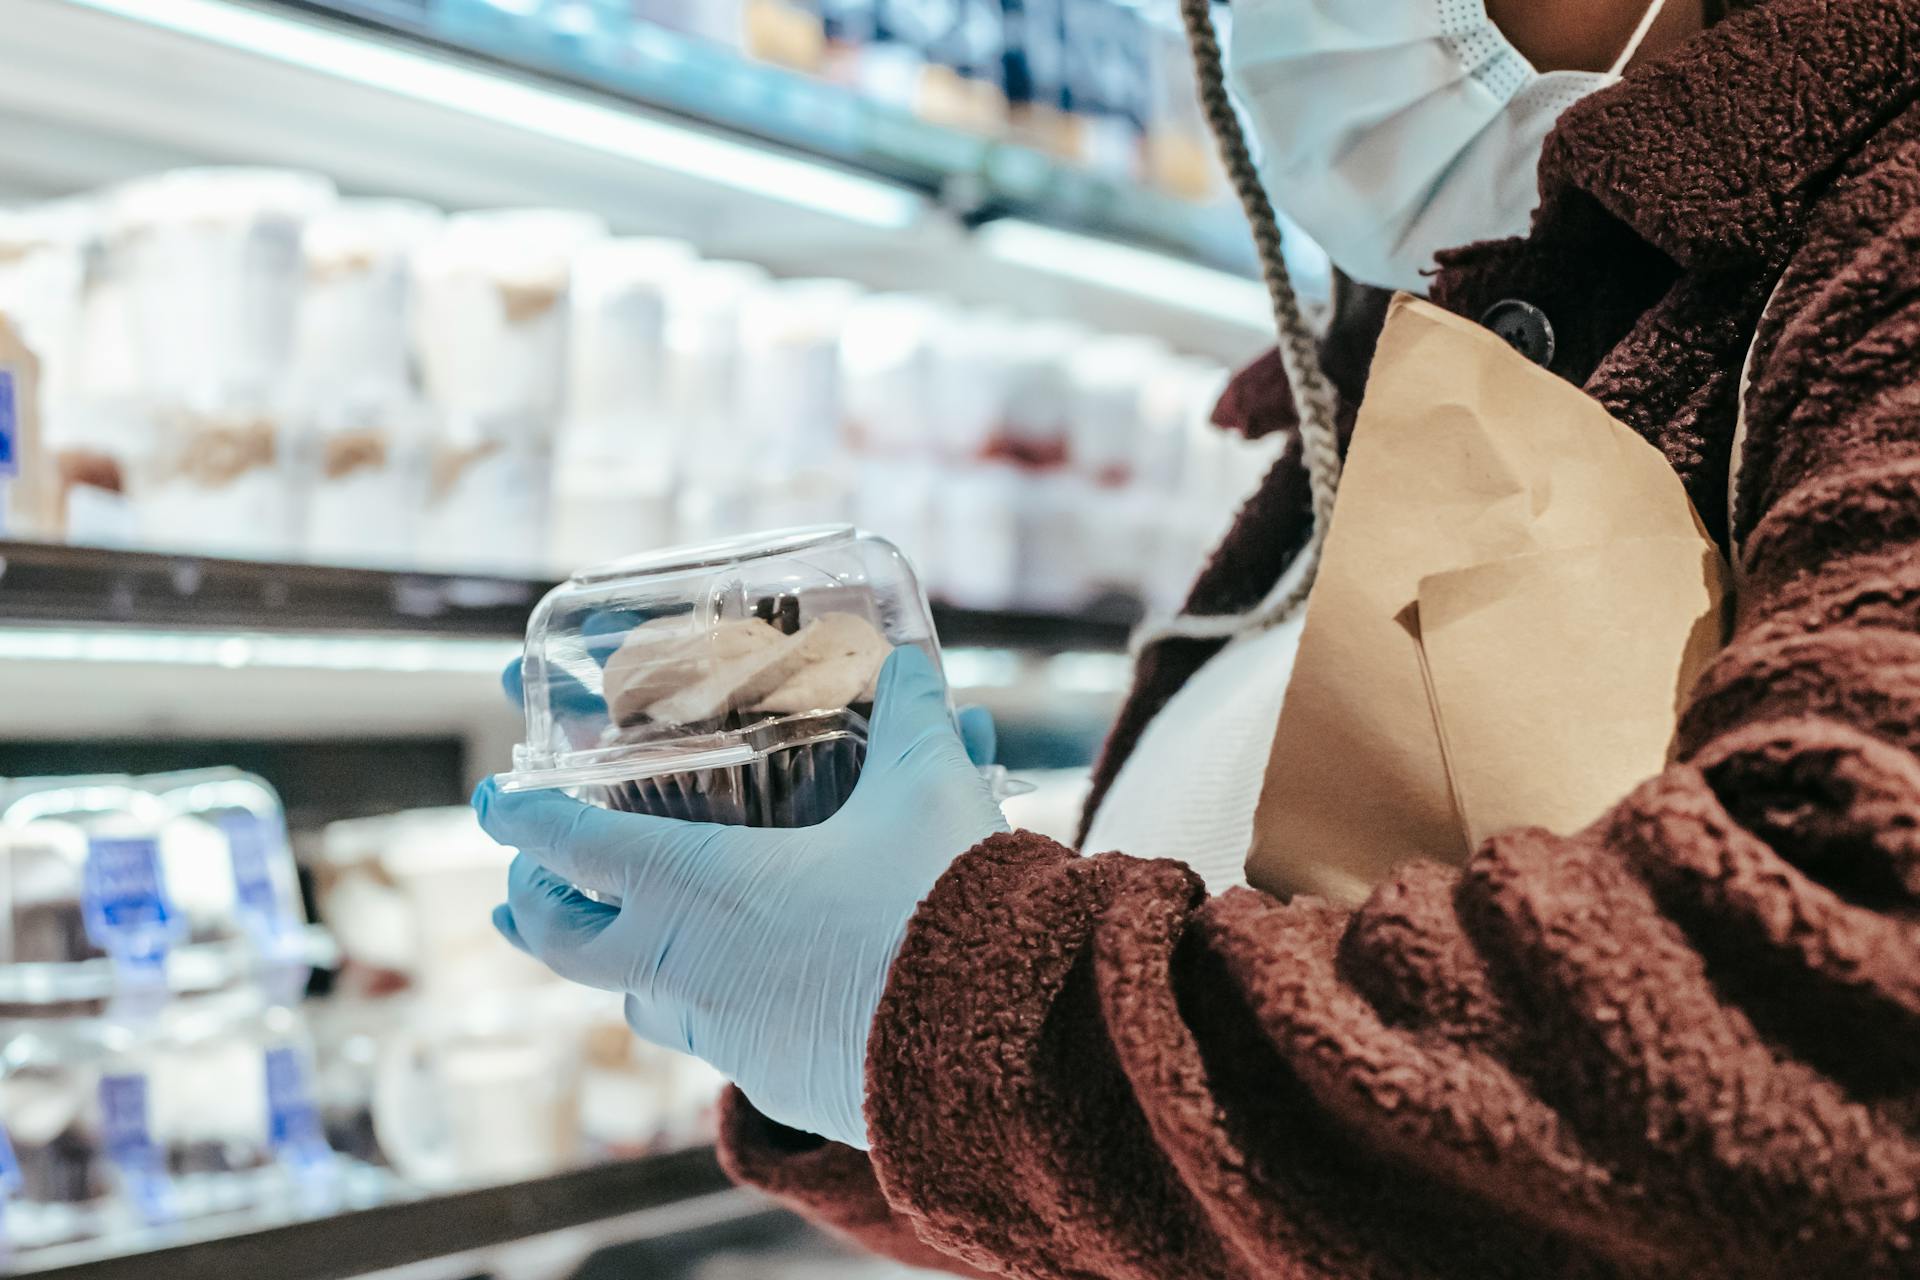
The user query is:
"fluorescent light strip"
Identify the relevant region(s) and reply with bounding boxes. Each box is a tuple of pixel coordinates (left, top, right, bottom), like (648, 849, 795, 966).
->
(65, 0, 925, 229)
(0, 627, 521, 673)
(975, 218, 1284, 331)
(975, 219, 1271, 327)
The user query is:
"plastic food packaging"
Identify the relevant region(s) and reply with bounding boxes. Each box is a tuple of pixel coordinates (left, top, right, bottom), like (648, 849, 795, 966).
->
(505, 525, 944, 828)
(108, 170, 335, 560)
(315, 807, 549, 996)
(0, 774, 310, 1014)
(0, 993, 326, 1247)
(292, 199, 442, 567)
(411, 209, 606, 574)
(370, 990, 585, 1188)
(108, 169, 335, 415)
(550, 237, 697, 569)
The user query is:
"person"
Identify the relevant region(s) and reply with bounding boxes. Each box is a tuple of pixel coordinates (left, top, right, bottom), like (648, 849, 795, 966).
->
(473, 0, 1920, 1273)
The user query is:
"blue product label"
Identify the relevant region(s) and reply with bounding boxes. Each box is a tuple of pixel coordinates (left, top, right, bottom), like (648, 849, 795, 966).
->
(99, 1073, 157, 1168)
(263, 1047, 325, 1161)
(0, 368, 16, 477)
(98, 1073, 171, 1220)
(217, 812, 287, 930)
(0, 1122, 20, 1196)
(82, 837, 182, 964)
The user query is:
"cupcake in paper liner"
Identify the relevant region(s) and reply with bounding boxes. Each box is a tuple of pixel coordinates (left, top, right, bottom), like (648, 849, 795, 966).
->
(596, 611, 890, 828)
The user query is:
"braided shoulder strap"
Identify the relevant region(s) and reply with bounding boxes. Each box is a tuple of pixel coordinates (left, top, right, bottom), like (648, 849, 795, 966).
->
(1134, 0, 1345, 649)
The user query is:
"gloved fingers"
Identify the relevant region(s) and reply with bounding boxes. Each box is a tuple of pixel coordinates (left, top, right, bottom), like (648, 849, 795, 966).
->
(622, 992, 695, 1058)
(867, 647, 960, 764)
(956, 704, 997, 768)
(491, 902, 532, 955)
(504, 854, 627, 989)
(502, 657, 608, 725)
(474, 777, 732, 899)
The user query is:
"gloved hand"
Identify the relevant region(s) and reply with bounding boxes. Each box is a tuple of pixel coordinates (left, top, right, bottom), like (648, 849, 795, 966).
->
(475, 647, 1008, 1149)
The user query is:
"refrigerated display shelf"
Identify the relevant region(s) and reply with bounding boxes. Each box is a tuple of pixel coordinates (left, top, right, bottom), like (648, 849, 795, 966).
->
(0, 542, 1139, 651)
(285, 0, 1261, 275)
(10, 1146, 762, 1280)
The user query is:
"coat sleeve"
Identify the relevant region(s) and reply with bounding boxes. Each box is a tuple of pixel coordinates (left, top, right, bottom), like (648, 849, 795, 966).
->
(720, 115, 1920, 1280)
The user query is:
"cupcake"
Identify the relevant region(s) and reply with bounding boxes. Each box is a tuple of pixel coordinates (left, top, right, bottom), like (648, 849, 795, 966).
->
(596, 608, 891, 826)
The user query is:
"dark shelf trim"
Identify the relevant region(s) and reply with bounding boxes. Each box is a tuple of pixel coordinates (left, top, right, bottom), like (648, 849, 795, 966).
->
(0, 543, 1137, 652)
(0, 542, 545, 638)
(14, 1147, 743, 1280)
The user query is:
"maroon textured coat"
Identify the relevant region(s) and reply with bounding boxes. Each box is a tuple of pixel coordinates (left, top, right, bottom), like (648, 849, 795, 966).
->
(720, 2, 1920, 1275)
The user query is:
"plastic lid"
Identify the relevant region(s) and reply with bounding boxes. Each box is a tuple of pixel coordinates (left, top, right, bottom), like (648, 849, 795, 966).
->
(505, 525, 941, 794)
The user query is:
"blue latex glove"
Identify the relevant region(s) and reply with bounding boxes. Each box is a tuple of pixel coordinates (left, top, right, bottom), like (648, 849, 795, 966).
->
(475, 648, 1008, 1149)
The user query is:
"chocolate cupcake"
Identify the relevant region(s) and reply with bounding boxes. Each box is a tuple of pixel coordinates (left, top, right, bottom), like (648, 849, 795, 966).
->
(597, 610, 890, 827)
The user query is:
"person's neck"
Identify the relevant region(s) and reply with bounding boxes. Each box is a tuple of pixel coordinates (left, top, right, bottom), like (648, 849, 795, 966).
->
(1486, 0, 1707, 73)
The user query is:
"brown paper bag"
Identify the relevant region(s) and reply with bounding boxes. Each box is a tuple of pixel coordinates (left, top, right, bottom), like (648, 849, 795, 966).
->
(1413, 536, 1729, 851)
(1246, 295, 1727, 905)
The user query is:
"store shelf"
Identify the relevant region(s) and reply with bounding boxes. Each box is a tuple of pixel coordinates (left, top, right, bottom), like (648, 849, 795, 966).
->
(11, 1147, 765, 1280)
(0, 0, 1289, 361)
(0, 541, 1138, 651)
(293, 0, 1260, 277)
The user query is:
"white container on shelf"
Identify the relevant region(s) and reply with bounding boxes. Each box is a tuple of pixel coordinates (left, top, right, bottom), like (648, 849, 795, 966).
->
(1015, 470, 1100, 613)
(1066, 333, 1170, 486)
(107, 169, 335, 560)
(933, 463, 1022, 611)
(107, 169, 335, 415)
(928, 307, 1017, 462)
(292, 199, 443, 569)
(997, 318, 1083, 467)
(411, 208, 605, 426)
(736, 277, 860, 476)
(563, 236, 695, 446)
(411, 209, 605, 573)
(839, 292, 945, 458)
(550, 237, 696, 569)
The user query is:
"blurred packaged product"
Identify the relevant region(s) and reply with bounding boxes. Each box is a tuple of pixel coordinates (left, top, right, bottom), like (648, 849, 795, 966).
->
(316, 807, 550, 997)
(0, 313, 50, 541)
(1143, 5, 1221, 200)
(1001, 0, 1074, 154)
(293, 198, 442, 569)
(932, 463, 1022, 610)
(411, 208, 606, 574)
(368, 990, 586, 1188)
(733, 277, 860, 529)
(1065, 333, 1170, 486)
(1059, 0, 1151, 177)
(0, 772, 314, 1016)
(551, 237, 697, 570)
(744, 0, 827, 69)
(0, 203, 83, 540)
(106, 169, 334, 560)
(0, 992, 328, 1249)
(840, 292, 944, 457)
(927, 308, 1018, 461)
(992, 318, 1080, 467)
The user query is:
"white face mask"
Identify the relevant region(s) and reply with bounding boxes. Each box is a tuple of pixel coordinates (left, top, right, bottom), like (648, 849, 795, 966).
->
(1228, 0, 1668, 292)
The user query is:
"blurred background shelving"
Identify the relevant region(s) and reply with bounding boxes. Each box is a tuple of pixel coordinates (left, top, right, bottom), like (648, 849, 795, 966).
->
(0, 0, 1301, 1275)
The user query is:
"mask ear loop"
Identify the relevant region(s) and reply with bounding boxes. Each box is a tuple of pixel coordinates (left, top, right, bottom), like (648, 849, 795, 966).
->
(1609, 0, 1672, 75)
(1130, 0, 1345, 654)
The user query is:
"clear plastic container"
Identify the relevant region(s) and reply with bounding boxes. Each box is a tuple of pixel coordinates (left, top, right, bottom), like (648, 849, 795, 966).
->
(505, 525, 942, 827)
(0, 993, 327, 1248)
(0, 775, 313, 1013)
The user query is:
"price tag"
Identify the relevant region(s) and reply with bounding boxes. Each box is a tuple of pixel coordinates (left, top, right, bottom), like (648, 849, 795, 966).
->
(264, 1048, 327, 1165)
(217, 812, 288, 933)
(0, 368, 16, 477)
(0, 1122, 20, 1196)
(82, 837, 182, 967)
